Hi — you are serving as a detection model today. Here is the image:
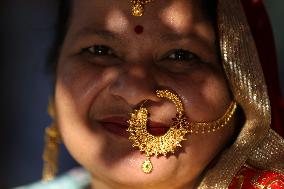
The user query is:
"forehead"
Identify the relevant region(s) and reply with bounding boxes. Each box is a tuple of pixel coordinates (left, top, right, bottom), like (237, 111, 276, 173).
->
(68, 0, 212, 36)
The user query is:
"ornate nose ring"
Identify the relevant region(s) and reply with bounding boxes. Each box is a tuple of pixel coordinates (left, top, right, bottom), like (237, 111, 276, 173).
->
(127, 90, 190, 173)
(127, 90, 237, 174)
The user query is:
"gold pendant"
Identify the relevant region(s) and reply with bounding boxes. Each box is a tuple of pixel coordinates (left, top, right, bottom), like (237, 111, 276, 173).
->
(141, 156, 153, 173)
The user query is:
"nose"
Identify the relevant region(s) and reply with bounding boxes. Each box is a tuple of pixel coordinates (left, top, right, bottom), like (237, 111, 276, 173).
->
(108, 64, 160, 107)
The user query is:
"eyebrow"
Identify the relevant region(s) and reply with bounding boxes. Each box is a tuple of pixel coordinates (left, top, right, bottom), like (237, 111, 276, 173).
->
(159, 32, 198, 42)
(71, 26, 122, 43)
(158, 31, 214, 50)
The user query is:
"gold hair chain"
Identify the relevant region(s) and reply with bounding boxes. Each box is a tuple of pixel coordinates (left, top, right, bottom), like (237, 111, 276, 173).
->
(130, 0, 155, 16)
(127, 90, 237, 173)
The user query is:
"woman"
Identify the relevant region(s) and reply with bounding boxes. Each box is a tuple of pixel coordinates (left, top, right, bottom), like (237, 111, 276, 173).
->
(16, 0, 284, 188)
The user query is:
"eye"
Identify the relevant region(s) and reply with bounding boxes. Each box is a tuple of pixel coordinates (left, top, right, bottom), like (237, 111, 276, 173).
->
(157, 48, 204, 73)
(82, 45, 115, 56)
(167, 49, 199, 61)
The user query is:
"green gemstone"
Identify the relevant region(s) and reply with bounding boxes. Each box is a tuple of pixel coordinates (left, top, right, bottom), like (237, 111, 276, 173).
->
(142, 159, 152, 173)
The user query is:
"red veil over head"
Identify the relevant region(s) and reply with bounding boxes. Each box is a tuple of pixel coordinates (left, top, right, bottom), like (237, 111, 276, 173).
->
(241, 0, 284, 137)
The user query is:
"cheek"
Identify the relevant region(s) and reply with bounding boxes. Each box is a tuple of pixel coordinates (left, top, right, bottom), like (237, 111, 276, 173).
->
(55, 58, 120, 114)
(174, 69, 232, 121)
(179, 120, 235, 180)
(56, 59, 102, 104)
(176, 74, 234, 178)
(54, 59, 121, 167)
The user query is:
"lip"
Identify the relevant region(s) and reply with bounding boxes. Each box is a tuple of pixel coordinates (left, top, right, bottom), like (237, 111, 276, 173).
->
(98, 117, 130, 138)
(98, 116, 170, 138)
(148, 121, 170, 136)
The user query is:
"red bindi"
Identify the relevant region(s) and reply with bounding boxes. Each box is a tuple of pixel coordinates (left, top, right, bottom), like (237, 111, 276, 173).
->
(134, 25, 144, 34)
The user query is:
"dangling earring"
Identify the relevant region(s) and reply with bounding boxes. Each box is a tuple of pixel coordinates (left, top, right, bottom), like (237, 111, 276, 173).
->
(42, 98, 61, 181)
(127, 90, 237, 174)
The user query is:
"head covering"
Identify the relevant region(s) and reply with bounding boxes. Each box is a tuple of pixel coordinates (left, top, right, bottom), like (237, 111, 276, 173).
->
(241, 0, 284, 137)
(198, 0, 284, 188)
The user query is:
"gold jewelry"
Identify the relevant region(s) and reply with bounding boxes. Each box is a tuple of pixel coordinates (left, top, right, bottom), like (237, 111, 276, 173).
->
(189, 101, 237, 134)
(42, 98, 61, 181)
(127, 90, 237, 174)
(127, 90, 189, 173)
(130, 0, 154, 16)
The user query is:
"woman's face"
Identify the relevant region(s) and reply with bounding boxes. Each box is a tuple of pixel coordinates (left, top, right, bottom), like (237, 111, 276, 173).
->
(55, 0, 236, 188)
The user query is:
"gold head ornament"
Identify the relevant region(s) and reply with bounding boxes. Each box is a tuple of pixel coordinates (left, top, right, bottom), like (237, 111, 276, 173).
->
(127, 90, 237, 174)
(130, 0, 154, 16)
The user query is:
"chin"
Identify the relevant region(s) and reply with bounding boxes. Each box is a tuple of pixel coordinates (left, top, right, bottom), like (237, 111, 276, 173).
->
(83, 150, 196, 189)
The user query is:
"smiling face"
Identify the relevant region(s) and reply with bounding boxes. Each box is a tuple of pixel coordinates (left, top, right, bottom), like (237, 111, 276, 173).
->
(55, 0, 236, 188)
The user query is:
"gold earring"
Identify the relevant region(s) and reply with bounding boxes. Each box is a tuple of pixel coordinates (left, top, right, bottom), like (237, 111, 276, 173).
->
(130, 0, 154, 16)
(127, 90, 237, 174)
(42, 98, 61, 181)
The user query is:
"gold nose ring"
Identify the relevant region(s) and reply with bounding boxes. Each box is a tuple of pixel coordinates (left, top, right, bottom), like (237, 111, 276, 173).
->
(127, 90, 237, 174)
(127, 90, 190, 173)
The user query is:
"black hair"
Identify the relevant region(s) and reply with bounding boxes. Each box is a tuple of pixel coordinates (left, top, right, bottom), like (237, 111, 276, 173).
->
(204, 0, 217, 20)
(47, 0, 71, 74)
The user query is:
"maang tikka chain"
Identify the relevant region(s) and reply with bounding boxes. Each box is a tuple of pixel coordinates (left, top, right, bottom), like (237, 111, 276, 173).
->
(130, 0, 155, 16)
(127, 90, 237, 174)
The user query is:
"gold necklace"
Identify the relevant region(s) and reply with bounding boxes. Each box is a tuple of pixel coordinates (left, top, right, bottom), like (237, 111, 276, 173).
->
(127, 90, 237, 174)
(130, 0, 155, 16)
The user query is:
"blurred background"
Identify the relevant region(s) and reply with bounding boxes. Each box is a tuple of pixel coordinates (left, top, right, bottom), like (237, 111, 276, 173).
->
(1, 0, 284, 188)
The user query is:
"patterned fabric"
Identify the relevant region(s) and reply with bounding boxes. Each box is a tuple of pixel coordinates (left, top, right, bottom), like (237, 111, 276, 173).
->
(198, 0, 284, 188)
(14, 168, 90, 189)
(229, 166, 284, 189)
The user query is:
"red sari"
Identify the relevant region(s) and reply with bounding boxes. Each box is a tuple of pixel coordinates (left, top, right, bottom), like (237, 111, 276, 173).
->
(229, 166, 284, 189)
